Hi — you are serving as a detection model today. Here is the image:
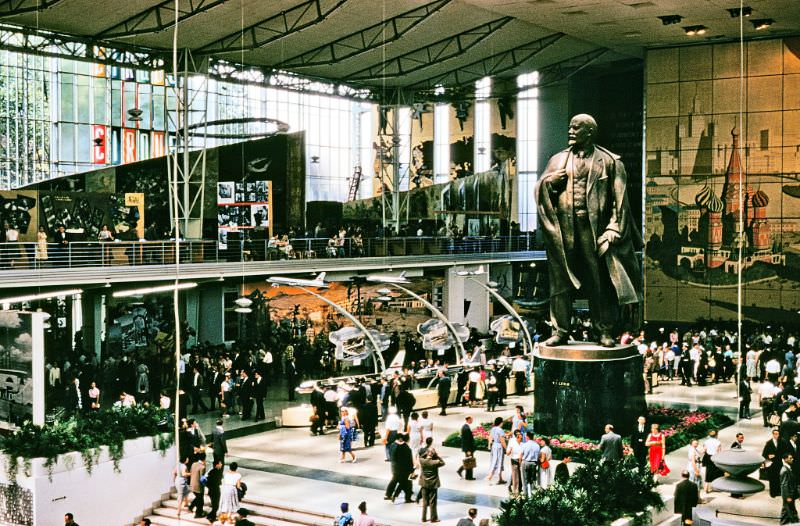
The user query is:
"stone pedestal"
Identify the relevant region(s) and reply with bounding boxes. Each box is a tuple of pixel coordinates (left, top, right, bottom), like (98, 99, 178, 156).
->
(534, 342, 646, 439)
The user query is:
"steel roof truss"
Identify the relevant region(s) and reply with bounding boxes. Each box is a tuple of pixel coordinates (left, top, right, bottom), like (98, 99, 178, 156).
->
(349, 16, 512, 81)
(277, 0, 451, 69)
(197, 0, 347, 55)
(95, 0, 229, 39)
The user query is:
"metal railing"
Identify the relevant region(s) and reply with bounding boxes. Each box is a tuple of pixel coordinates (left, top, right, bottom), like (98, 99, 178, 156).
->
(0, 235, 539, 269)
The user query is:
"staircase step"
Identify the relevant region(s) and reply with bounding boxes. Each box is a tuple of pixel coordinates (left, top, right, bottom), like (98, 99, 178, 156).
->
(149, 508, 303, 526)
(161, 498, 333, 526)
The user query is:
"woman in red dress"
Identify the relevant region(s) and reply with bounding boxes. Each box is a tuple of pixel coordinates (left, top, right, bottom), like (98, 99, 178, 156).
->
(645, 423, 668, 479)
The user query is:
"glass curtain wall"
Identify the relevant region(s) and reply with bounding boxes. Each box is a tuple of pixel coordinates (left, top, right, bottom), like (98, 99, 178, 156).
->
(0, 50, 373, 202)
(516, 71, 539, 231)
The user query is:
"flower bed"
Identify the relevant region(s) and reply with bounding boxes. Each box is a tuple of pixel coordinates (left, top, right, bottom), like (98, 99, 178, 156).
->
(441, 406, 733, 464)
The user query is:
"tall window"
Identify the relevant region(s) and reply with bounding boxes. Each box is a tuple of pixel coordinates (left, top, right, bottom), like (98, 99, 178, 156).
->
(397, 107, 412, 191)
(357, 103, 374, 200)
(516, 71, 539, 232)
(433, 86, 450, 184)
(474, 77, 491, 174)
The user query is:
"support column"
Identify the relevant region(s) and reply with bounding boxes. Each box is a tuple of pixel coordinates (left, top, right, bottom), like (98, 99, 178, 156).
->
(71, 293, 83, 352)
(198, 284, 224, 345)
(444, 265, 489, 332)
(184, 288, 199, 348)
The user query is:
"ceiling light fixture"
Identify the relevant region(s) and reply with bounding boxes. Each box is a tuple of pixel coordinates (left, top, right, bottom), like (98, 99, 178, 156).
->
(0, 289, 83, 304)
(684, 25, 708, 36)
(113, 282, 197, 298)
(751, 18, 773, 30)
(658, 14, 683, 25)
(727, 6, 752, 17)
(127, 108, 143, 122)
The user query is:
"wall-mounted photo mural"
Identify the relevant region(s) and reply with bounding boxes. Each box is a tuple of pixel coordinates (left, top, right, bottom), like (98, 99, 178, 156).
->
(645, 38, 800, 322)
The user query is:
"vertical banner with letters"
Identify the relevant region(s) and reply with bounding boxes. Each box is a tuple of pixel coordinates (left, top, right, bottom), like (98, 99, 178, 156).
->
(122, 128, 137, 164)
(91, 125, 107, 164)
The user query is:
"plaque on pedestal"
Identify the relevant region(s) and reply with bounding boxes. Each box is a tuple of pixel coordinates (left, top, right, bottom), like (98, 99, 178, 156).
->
(534, 342, 646, 440)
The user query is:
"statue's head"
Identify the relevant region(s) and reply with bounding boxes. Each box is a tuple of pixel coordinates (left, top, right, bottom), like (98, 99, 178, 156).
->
(568, 114, 598, 148)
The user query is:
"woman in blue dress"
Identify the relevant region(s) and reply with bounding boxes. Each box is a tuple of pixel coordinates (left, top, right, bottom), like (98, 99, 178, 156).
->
(339, 407, 357, 463)
(486, 416, 507, 484)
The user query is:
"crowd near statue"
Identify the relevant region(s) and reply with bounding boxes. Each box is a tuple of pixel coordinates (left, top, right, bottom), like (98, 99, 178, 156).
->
(535, 114, 642, 347)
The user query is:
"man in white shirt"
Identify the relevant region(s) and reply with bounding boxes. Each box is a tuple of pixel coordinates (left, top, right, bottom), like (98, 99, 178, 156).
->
(383, 407, 402, 461)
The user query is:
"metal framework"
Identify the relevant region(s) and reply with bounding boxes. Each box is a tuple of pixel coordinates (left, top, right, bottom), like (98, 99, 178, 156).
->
(409, 32, 565, 89)
(0, 0, 62, 17)
(277, 0, 451, 69)
(0, 22, 166, 69)
(377, 93, 411, 234)
(536, 47, 608, 87)
(196, 0, 347, 55)
(95, 0, 228, 39)
(348, 16, 512, 81)
(167, 49, 209, 239)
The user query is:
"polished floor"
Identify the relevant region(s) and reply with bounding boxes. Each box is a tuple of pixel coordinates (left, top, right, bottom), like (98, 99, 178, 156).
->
(201, 376, 781, 525)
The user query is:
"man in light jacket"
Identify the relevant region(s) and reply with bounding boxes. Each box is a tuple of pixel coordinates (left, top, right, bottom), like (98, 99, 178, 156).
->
(599, 424, 623, 462)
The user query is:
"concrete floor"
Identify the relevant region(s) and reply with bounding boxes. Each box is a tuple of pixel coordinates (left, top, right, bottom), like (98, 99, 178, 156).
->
(206, 376, 783, 525)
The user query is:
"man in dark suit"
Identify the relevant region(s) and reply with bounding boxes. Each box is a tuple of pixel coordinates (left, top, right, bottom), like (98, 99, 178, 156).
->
(674, 470, 699, 525)
(205, 459, 224, 522)
(385, 434, 414, 503)
(631, 416, 648, 465)
(360, 397, 379, 448)
(730, 432, 745, 449)
(238, 370, 252, 420)
(739, 377, 751, 418)
(53, 225, 69, 266)
(235, 508, 255, 526)
(764, 428, 786, 498)
(207, 367, 222, 411)
(457, 416, 476, 480)
(212, 419, 227, 465)
(286, 358, 298, 401)
(781, 452, 799, 524)
(599, 424, 623, 462)
(190, 367, 207, 413)
(252, 371, 266, 421)
(310, 383, 325, 436)
(435, 370, 451, 416)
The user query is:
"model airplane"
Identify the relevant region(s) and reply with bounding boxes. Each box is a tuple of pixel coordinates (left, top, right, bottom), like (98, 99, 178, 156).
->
(366, 271, 409, 284)
(267, 272, 328, 289)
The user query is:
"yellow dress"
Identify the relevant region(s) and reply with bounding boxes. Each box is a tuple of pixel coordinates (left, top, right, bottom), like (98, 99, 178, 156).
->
(36, 231, 48, 260)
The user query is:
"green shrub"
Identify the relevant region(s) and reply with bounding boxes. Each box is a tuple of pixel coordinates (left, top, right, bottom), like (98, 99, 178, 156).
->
(0, 405, 173, 481)
(495, 456, 663, 526)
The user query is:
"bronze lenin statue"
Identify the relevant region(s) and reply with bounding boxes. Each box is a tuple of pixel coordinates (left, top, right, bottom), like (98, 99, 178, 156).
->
(535, 114, 642, 347)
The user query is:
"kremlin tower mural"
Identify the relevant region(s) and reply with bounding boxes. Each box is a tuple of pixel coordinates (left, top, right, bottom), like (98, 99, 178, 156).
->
(644, 37, 800, 322)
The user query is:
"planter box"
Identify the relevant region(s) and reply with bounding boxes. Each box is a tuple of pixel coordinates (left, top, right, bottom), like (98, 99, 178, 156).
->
(0, 433, 175, 526)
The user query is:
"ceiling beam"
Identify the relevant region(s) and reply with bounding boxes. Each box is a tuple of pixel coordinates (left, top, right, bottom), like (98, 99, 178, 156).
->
(537, 47, 609, 87)
(196, 0, 347, 55)
(95, 0, 228, 39)
(347, 16, 512, 81)
(276, 0, 452, 69)
(0, 0, 62, 17)
(408, 32, 565, 89)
